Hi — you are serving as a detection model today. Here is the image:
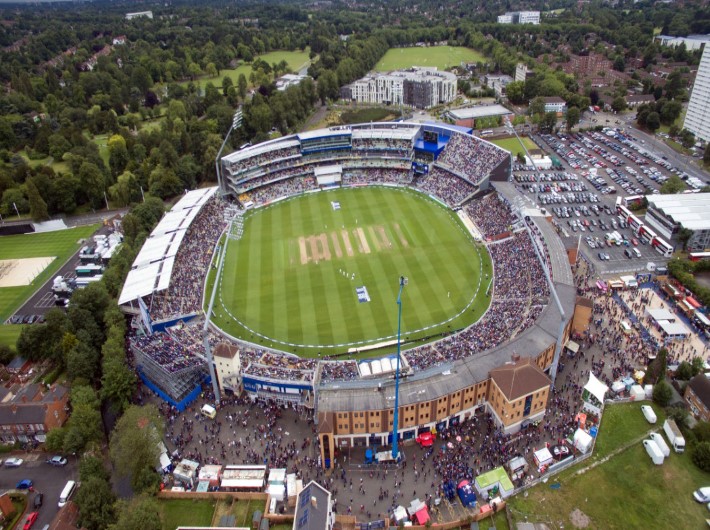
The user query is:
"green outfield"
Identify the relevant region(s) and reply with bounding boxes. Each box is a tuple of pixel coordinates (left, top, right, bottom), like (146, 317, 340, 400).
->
(489, 136, 538, 158)
(211, 187, 491, 355)
(375, 46, 485, 72)
(0, 225, 99, 322)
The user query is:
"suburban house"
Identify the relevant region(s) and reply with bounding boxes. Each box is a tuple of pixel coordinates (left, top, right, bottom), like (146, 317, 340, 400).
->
(0, 384, 70, 444)
(685, 374, 710, 422)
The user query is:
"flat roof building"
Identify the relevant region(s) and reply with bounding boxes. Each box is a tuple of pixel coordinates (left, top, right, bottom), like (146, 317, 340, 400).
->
(340, 67, 456, 109)
(645, 193, 710, 251)
(444, 104, 513, 127)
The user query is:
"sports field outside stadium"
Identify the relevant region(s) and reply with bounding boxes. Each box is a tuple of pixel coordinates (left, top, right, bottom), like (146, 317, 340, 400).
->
(374, 46, 485, 71)
(209, 187, 492, 356)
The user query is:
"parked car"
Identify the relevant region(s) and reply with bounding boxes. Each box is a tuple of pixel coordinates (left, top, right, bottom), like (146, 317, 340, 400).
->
(46, 455, 67, 467)
(694, 487, 710, 503)
(16, 479, 33, 490)
(33, 492, 43, 509)
(4, 457, 23, 468)
(23, 511, 38, 530)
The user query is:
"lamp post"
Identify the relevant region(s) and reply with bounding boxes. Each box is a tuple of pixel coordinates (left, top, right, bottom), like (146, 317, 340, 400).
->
(215, 107, 243, 196)
(391, 275, 407, 461)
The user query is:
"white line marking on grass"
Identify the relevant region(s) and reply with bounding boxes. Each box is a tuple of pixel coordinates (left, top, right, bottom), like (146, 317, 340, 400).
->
(214, 186, 493, 350)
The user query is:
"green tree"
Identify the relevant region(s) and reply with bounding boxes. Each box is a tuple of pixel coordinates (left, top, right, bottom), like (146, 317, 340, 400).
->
(645, 111, 661, 132)
(704, 144, 710, 165)
(238, 74, 248, 100)
(101, 356, 135, 413)
(108, 134, 129, 178)
(680, 129, 696, 149)
(693, 422, 710, 443)
(692, 441, 710, 472)
(611, 96, 627, 113)
(78, 161, 106, 209)
(79, 455, 110, 482)
(109, 496, 161, 530)
(505, 81, 525, 104)
(613, 56, 626, 72)
(45, 427, 66, 453)
(110, 404, 163, 493)
(692, 356, 705, 376)
(676, 361, 693, 380)
(652, 380, 672, 407)
(528, 97, 545, 117)
(660, 174, 685, 194)
(75, 476, 116, 530)
(25, 179, 49, 221)
(566, 107, 580, 131)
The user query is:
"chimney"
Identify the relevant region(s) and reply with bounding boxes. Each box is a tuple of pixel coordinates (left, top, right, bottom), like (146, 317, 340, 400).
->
(311, 496, 317, 509)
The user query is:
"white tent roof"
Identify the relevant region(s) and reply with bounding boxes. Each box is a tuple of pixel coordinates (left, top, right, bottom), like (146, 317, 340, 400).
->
(118, 187, 218, 305)
(534, 447, 553, 465)
(658, 320, 690, 336)
(647, 308, 676, 322)
(584, 372, 609, 403)
(573, 428, 593, 452)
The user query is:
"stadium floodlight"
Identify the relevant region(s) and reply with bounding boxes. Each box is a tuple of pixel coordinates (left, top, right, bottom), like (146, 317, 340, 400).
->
(215, 106, 244, 196)
(391, 275, 407, 461)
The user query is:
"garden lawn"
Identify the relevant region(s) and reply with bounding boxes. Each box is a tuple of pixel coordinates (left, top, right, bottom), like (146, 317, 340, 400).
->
(375, 46, 485, 71)
(0, 224, 99, 321)
(159, 498, 215, 530)
(489, 137, 538, 159)
(508, 402, 710, 529)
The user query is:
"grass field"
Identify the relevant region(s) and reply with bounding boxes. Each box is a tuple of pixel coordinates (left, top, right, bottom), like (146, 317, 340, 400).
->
(508, 402, 710, 529)
(0, 225, 99, 322)
(179, 49, 312, 91)
(211, 187, 491, 355)
(375, 46, 485, 72)
(0, 324, 23, 350)
(489, 137, 538, 158)
(159, 498, 216, 530)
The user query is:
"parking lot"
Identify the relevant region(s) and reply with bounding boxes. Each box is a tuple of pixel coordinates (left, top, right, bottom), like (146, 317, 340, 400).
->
(513, 126, 703, 275)
(0, 453, 77, 529)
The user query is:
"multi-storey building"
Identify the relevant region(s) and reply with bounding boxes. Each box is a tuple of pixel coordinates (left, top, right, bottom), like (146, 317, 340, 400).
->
(497, 11, 540, 25)
(340, 67, 457, 109)
(684, 44, 710, 142)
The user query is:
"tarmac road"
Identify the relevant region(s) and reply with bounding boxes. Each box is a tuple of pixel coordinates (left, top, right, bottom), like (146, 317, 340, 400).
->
(0, 453, 78, 529)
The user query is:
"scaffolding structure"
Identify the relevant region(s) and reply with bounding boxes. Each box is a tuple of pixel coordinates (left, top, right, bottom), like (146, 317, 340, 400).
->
(132, 343, 208, 406)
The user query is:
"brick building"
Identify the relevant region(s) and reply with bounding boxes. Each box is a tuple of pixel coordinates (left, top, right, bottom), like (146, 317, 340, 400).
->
(685, 374, 710, 422)
(0, 384, 69, 444)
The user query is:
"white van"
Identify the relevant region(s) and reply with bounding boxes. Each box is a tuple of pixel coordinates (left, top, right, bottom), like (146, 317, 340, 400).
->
(201, 404, 217, 419)
(58, 480, 76, 508)
(641, 405, 657, 424)
(632, 248, 642, 258)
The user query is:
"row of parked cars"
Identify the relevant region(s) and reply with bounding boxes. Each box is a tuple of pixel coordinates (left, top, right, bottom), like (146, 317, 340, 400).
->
(7, 314, 44, 325)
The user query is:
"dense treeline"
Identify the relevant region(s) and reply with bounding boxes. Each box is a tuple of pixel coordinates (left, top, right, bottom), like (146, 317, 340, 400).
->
(1, 1, 707, 219)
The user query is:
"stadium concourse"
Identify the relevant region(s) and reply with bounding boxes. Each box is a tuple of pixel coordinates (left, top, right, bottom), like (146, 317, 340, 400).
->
(120, 122, 579, 468)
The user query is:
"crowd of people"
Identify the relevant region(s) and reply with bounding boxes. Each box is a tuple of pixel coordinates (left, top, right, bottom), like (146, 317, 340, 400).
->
(436, 133, 508, 185)
(150, 197, 229, 320)
(342, 168, 413, 186)
(131, 333, 204, 374)
(226, 144, 301, 177)
(463, 193, 518, 239)
(247, 175, 318, 205)
(416, 167, 476, 206)
(243, 362, 315, 383)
